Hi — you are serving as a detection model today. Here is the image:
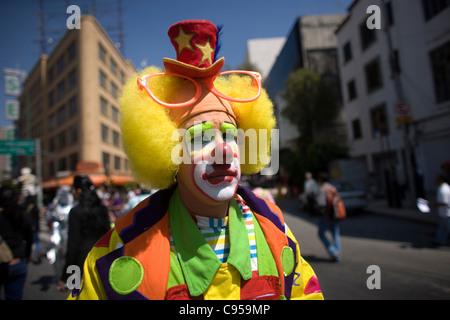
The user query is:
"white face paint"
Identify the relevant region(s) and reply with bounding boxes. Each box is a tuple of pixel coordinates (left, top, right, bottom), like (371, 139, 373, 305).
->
(192, 156, 241, 201)
(186, 121, 241, 202)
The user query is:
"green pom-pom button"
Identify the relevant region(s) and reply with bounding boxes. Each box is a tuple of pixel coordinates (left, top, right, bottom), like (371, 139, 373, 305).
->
(109, 256, 144, 295)
(281, 246, 295, 276)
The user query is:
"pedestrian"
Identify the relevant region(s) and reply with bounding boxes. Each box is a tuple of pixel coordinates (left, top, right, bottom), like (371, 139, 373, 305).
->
(58, 175, 110, 291)
(316, 172, 341, 262)
(0, 186, 33, 300)
(304, 172, 319, 215)
(67, 20, 323, 300)
(23, 195, 43, 263)
(250, 178, 276, 204)
(433, 174, 450, 246)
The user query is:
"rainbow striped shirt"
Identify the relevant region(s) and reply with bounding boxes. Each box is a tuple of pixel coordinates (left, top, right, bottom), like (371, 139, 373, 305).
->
(169, 195, 258, 272)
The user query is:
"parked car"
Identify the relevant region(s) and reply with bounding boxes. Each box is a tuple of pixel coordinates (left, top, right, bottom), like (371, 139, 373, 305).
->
(331, 181, 368, 213)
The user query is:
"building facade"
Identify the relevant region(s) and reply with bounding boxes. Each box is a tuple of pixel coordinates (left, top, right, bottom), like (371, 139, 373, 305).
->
(244, 37, 286, 79)
(17, 15, 135, 188)
(265, 14, 348, 150)
(336, 0, 450, 198)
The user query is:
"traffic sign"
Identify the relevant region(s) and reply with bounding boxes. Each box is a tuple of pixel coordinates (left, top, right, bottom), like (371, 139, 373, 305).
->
(0, 139, 35, 155)
(4, 75, 21, 96)
(5, 100, 20, 120)
(395, 101, 413, 124)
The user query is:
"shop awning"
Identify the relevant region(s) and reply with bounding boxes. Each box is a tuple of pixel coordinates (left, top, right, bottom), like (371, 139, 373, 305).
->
(41, 173, 136, 189)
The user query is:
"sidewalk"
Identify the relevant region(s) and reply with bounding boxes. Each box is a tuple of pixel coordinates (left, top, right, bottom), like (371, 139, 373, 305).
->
(365, 198, 440, 226)
(277, 193, 440, 226)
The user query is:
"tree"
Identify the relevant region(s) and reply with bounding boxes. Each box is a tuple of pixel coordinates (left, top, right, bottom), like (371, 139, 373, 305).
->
(280, 68, 346, 187)
(282, 68, 340, 147)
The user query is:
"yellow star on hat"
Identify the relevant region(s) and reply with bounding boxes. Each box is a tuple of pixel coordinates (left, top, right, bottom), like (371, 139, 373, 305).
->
(196, 39, 215, 66)
(173, 26, 195, 55)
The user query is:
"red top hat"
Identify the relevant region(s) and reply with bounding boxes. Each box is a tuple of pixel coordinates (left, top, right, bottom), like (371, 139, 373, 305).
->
(163, 20, 225, 78)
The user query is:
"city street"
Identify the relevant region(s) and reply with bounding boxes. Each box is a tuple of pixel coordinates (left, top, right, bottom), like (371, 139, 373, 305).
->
(280, 199, 450, 300)
(21, 198, 450, 300)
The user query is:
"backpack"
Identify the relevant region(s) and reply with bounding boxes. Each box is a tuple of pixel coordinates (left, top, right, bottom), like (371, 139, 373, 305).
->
(323, 183, 346, 220)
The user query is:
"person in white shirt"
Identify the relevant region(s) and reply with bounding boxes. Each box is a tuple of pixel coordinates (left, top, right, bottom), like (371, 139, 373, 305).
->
(304, 172, 319, 215)
(434, 174, 450, 246)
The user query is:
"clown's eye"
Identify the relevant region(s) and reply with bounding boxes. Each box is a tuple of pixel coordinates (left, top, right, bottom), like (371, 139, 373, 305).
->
(192, 133, 214, 145)
(222, 132, 237, 143)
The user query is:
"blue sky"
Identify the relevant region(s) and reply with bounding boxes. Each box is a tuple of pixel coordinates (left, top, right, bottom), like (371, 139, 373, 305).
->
(0, 0, 353, 127)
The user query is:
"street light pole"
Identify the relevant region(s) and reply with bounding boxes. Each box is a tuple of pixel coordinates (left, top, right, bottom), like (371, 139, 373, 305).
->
(380, 0, 417, 205)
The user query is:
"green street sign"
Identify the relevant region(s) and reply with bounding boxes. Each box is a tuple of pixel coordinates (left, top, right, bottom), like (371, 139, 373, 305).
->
(0, 139, 35, 155)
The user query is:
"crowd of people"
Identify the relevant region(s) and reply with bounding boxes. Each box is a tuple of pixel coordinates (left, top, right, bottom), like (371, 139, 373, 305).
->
(0, 171, 155, 299)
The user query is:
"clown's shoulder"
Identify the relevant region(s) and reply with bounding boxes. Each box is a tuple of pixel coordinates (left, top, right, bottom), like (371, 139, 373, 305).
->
(68, 186, 323, 300)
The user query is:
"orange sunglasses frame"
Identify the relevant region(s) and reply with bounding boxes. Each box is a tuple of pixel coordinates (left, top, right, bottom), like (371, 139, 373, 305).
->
(137, 70, 262, 109)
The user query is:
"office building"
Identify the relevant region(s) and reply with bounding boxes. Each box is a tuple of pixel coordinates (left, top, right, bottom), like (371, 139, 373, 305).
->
(17, 15, 135, 188)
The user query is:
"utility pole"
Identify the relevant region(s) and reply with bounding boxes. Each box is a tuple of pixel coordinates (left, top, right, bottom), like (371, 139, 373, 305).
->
(380, 0, 417, 205)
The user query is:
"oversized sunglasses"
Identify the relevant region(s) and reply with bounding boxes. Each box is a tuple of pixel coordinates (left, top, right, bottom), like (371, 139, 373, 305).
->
(137, 70, 262, 108)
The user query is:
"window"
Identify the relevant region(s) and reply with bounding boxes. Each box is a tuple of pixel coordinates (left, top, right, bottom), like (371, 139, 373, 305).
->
(49, 137, 56, 152)
(58, 157, 67, 171)
(111, 81, 118, 98)
(69, 153, 78, 171)
(49, 90, 55, 106)
(101, 124, 109, 142)
(359, 20, 377, 50)
(352, 119, 362, 140)
(110, 58, 117, 75)
(69, 97, 77, 116)
(347, 79, 357, 101)
(365, 57, 383, 93)
(69, 125, 78, 144)
(114, 156, 121, 170)
(370, 104, 389, 137)
(48, 67, 55, 83)
(429, 40, 450, 103)
(99, 43, 106, 62)
(58, 131, 66, 150)
(422, 0, 450, 21)
(113, 130, 120, 147)
(57, 56, 65, 73)
(49, 113, 57, 130)
(100, 70, 107, 88)
(68, 70, 76, 88)
(112, 106, 119, 122)
(343, 41, 353, 63)
(102, 152, 110, 172)
(57, 81, 65, 99)
(57, 106, 66, 124)
(101, 97, 108, 115)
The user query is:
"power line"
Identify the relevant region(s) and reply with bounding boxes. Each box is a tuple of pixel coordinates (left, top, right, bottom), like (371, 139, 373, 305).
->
(37, 0, 125, 56)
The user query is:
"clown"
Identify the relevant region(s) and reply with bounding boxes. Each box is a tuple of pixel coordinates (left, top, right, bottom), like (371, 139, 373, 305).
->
(68, 20, 323, 300)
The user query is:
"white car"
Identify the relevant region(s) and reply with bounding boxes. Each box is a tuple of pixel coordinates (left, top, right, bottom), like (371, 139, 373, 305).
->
(332, 182, 368, 213)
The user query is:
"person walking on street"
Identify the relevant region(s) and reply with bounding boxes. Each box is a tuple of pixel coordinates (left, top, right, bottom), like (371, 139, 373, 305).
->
(58, 175, 110, 291)
(434, 174, 450, 246)
(316, 173, 341, 262)
(0, 186, 33, 300)
(304, 172, 319, 215)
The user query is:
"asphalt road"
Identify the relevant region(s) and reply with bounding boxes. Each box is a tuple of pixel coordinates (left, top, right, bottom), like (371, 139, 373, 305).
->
(20, 198, 450, 300)
(280, 199, 450, 300)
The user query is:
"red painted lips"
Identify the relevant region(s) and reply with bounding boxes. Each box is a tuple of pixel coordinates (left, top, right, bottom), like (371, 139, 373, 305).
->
(202, 165, 238, 185)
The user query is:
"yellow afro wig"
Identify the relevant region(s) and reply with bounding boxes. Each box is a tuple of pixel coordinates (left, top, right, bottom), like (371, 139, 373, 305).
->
(119, 66, 276, 189)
